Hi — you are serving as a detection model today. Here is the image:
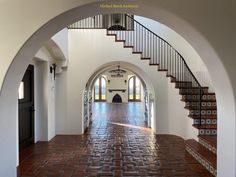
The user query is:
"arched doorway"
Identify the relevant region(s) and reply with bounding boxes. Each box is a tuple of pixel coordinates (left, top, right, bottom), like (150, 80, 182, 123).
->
(0, 1, 235, 176)
(83, 61, 155, 133)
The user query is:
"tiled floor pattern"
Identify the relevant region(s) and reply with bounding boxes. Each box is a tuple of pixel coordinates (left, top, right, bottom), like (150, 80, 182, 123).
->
(19, 102, 213, 177)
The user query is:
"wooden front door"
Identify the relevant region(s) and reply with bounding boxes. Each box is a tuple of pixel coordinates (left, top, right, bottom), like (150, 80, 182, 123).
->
(18, 65, 35, 150)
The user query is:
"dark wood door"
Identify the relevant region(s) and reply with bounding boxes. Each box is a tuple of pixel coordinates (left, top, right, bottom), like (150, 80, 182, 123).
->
(18, 65, 34, 151)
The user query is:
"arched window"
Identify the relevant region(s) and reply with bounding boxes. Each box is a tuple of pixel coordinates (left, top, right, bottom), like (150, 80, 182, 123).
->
(94, 76, 106, 101)
(128, 76, 141, 101)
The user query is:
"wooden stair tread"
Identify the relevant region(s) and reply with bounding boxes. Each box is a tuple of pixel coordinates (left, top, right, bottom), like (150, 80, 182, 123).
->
(132, 51, 142, 54)
(189, 115, 217, 119)
(141, 57, 151, 60)
(185, 153, 214, 177)
(185, 106, 217, 110)
(174, 81, 192, 83)
(158, 69, 168, 71)
(198, 135, 217, 148)
(124, 45, 134, 48)
(116, 39, 125, 42)
(186, 139, 216, 168)
(193, 125, 217, 129)
(178, 86, 209, 89)
(106, 33, 116, 36)
(184, 100, 216, 103)
(181, 99, 216, 102)
(188, 163, 215, 177)
(181, 92, 215, 95)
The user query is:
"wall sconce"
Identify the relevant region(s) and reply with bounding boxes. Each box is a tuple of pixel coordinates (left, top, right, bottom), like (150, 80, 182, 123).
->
(124, 80, 127, 84)
(108, 80, 110, 84)
(50, 63, 57, 80)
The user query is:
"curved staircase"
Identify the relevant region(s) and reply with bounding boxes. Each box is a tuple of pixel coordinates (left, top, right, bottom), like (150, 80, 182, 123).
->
(106, 15, 217, 176)
(68, 14, 217, 176)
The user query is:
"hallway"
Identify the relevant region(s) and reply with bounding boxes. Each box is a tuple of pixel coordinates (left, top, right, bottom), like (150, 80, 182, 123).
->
(19, 103, 213, 177)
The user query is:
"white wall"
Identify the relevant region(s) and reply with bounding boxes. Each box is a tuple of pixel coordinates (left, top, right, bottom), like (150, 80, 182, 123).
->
(34, 51, 56, 141)
(47, 64, 56, 140)
(34, 61, 49, 141)
(55, 29, 197, 141)
(55, 68, 69, 134)
(52, 28, 69, 60)
(135, 16, 214, 92)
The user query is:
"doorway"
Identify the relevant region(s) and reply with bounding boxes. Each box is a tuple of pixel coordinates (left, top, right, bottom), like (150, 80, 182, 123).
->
(18, 65, 35, 151)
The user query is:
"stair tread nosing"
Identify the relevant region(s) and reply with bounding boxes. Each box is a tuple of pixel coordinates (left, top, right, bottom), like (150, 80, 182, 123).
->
(189, 115, 217, 119)
(181, 92, 215, 95)
(174, 81, 192, 83)
(181, 99, 216, 102)
(198, 135, 217, 148)
(185, 106, 217, 110)
(132, 51, 142, 54)
(106, 33, 116, 36)
(141, 57, 151, 60)
(178, 86, 209, 89)
(186, 139, 216, 168)
(124, 45, 134, 48)
(193, 124, 217, 129)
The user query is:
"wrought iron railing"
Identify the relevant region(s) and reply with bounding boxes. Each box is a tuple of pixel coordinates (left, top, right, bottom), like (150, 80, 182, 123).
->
(68, 14, 134, 30)
(68, 14, 204, 126)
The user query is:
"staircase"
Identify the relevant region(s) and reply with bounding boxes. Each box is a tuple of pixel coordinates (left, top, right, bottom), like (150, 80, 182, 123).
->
(68, 14, 217, 176)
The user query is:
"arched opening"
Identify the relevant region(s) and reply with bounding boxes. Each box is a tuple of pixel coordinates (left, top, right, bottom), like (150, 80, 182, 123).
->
(82, 62, 155, 133)
(0, 1, 235, 176)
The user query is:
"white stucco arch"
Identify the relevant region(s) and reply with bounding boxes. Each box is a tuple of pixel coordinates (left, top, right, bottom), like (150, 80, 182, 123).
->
(82, 61, 156, 131)
(0, 1, 235, 177)
(86, 61, 154, 93)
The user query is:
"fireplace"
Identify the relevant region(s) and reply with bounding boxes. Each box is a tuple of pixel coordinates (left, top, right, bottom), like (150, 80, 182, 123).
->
(112, 94, 122, 103)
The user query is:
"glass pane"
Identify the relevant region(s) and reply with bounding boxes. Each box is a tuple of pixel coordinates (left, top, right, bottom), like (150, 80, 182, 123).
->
(136, 77, 141, 100)
(94, 79, 99, 100)
(101, 77, 106, 100)
(129, 77, 134, 100)
(18, 82, 24, 99)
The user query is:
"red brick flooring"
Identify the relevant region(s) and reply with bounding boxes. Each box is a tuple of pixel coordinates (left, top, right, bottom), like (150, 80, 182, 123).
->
(18, 103, 213, 177)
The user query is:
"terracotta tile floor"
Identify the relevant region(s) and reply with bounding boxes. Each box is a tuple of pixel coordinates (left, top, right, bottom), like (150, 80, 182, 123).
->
(19, 102, 213, 177)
